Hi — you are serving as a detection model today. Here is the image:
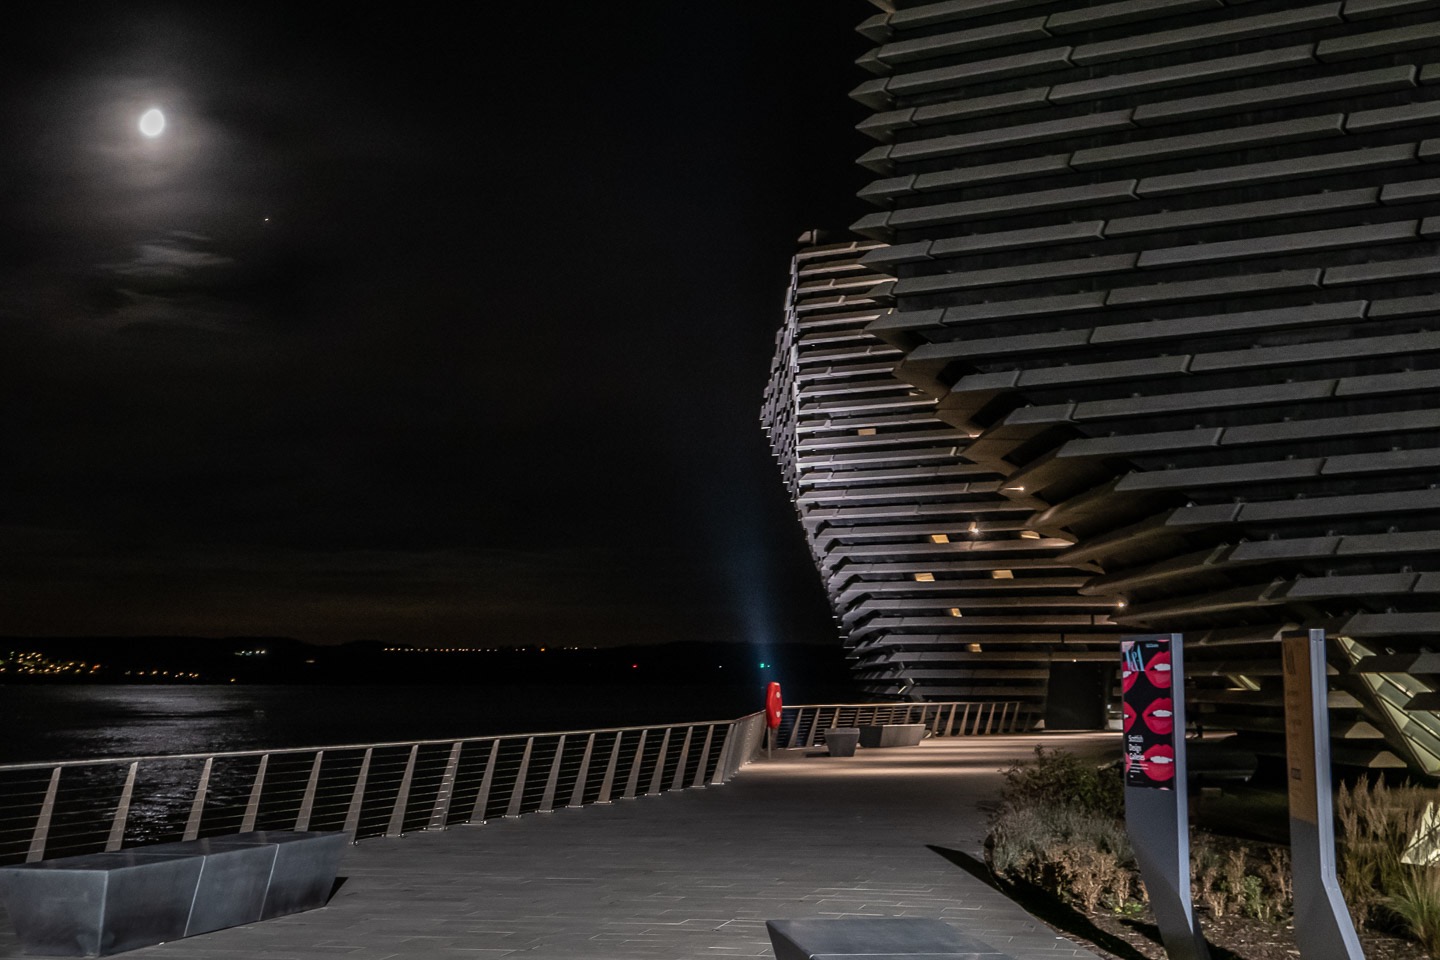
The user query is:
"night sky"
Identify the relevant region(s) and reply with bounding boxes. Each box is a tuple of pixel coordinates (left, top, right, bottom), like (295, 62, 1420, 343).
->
(0, 4, 871, 647)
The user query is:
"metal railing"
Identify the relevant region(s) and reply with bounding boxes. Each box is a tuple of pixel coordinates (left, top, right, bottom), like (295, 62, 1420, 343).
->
(777, 701, 1026, 749)
(0, 711, 767, 867)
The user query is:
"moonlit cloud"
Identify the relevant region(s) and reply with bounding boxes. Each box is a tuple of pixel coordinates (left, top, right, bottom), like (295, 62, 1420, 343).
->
(106, 234, 235, 280)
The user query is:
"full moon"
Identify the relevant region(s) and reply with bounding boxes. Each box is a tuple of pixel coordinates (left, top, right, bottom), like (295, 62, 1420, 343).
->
(139, 108, 165, 137)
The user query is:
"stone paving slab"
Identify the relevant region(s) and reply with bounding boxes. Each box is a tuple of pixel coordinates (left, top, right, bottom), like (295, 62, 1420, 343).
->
(0, 733, 1117, 960)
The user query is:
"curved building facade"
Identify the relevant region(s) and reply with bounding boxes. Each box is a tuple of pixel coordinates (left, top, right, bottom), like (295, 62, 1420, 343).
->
(764, 237, 1121, 728)
(772, 2, 1440, 773)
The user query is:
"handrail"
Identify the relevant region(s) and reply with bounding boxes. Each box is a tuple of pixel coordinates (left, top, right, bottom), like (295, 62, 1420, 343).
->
(0, 711, 768, 867)
(0, 714, 762, 773)
(776, 700, 1027, 748)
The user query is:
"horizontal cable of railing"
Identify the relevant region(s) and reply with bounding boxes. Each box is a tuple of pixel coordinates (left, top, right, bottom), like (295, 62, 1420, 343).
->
(0, 712, 767, 867)
(776, 700, 1026, 749)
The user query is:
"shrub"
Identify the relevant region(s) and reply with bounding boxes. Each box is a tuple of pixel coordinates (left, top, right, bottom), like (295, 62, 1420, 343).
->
(990, 748, 1137, 913)
(989, 747, 1440, 955)
(1184, 830, 1292, 921)
(1335, 778, 1433, 930)
(1001, 746, 1124, 819)
(1386, 866, 1440, 956)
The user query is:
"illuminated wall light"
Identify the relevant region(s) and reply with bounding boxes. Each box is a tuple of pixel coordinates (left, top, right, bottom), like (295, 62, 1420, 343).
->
(968, 643, 983, 653)
(1116, 599, 1128, 608)
(949, 608, 963, 618)
(913, 572, 935, 582)
(930, 533, 950, 544)
(856, 427, 876, 436)
(1019, 530, 1041, 539)
(992, 570, 1014, 579)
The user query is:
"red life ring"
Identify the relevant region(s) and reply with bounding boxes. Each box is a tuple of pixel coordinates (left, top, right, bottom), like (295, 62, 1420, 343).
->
(765, 681, 783, 729)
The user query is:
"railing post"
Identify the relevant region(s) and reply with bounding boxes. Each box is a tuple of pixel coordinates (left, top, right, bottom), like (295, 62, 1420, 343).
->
(568, 733, 596, 808)
(468, 740, 500, 822)
(623, 730, 647, 799)
(692, 725, 714, 788)
(944, 703, 957, 736)
(344, 748, 372, 838)
(240, 755, 267, 833)
(506, 737, 535, 817)
(597, 732, 622, 803)
(647, 729, 671, 796)
(786, 708, 805, 749)
(428, 742, 463, 830)
(734, 719, 751, 777)
(710, 724, 735, 785)
(538, 735, 565, 813)
(671, 727, 693, 790)
(984, 702, 997, 734)
(27, 767, 61, 862)
(386, 744, 420, 837)
(105, 762, 139, 852)
(182, 757, 213, 841)
(960, 703, 973, 735)
(998, 702, 1011, 734)
(295, 751, 324, 831)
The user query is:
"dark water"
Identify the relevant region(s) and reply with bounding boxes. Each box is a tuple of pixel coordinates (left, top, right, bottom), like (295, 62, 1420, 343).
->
(0, 683, 764, 764)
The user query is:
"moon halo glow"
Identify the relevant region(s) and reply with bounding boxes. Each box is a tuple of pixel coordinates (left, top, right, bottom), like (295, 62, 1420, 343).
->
(139, 108, 165, 137)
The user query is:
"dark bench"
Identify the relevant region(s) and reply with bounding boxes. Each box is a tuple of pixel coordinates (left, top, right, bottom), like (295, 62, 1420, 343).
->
(857, 723, 926, 748)
(767, 917, 1005, 960)
(0, 830, 348, 957)
(821, 727, 861, 757)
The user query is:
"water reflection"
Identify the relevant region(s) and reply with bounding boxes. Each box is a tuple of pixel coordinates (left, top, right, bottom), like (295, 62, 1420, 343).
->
(2, 683, 754, 764)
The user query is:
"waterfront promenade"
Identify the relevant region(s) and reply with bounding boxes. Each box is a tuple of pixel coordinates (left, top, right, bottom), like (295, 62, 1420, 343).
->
(0, 733, 1117, 960)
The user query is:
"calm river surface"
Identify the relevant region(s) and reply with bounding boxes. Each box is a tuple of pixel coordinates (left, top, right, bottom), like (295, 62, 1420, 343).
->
(0, 683, 761, 764)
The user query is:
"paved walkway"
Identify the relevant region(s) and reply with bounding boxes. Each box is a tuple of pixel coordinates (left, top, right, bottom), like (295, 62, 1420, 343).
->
(1, 733, 1118, 960)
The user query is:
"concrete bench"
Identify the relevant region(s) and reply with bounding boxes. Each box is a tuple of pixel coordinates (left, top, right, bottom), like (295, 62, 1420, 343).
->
(0, 830, 348, 957)
(858, 724, 926, 748)
(821, 728, 861, 757)
(767, 917, 1006, 960)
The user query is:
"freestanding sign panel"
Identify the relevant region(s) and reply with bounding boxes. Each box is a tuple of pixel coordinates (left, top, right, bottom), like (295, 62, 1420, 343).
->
(1282, 629, 1365, 960)
(1123, 636, 1179, 788)
(1122, 634, 1209, 960)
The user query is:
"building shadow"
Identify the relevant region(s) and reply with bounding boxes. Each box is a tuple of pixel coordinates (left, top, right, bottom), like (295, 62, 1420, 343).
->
(926, 845, 1151, 960)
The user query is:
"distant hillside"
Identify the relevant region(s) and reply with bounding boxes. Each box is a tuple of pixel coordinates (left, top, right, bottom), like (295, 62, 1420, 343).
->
(0, 637, 859, 701)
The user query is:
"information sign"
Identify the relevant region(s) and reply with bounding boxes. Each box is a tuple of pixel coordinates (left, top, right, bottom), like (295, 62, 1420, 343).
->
(1122, 636, 1178, 789)
(1122, 634, 1209, 960)
(1280, 629, 1365, 960)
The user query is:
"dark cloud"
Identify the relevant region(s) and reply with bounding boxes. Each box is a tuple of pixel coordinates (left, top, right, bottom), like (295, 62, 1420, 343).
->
(105, 233, 233, 281)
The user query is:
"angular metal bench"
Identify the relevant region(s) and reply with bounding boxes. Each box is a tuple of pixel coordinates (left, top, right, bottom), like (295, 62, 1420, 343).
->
(858, 723, 926, 748)
(767, 917, 1006, 960)
(0, 830, 348, 957)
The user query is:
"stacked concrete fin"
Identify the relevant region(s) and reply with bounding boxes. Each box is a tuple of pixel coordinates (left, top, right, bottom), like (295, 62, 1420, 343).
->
(848, 0, 1440, 772)
(762, 238, 1121, 723)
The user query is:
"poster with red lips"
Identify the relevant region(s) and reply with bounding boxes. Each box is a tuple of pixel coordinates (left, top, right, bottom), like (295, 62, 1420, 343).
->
(1122, 636, 1179, 790)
